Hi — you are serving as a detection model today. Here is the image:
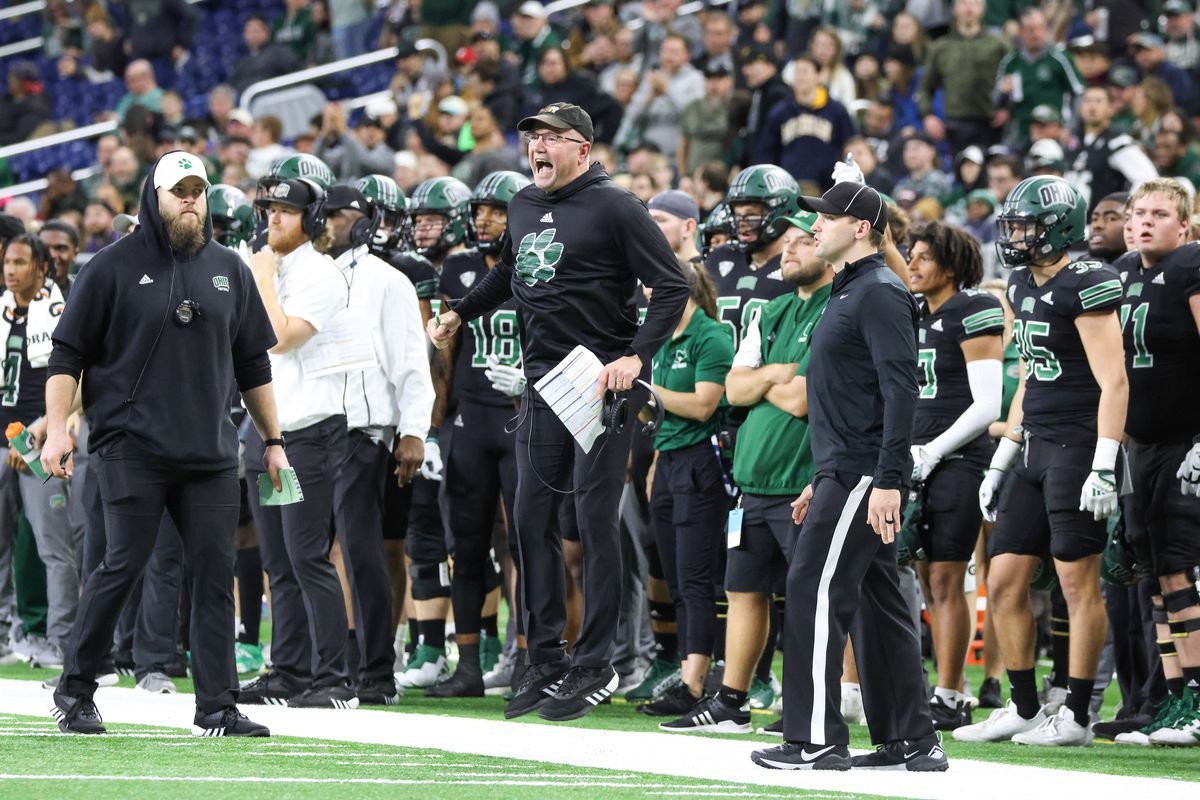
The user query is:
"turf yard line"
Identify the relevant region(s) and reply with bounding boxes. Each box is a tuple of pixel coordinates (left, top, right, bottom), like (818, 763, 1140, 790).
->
(0, 775, 689, 788)
(0, 731, 193, 737)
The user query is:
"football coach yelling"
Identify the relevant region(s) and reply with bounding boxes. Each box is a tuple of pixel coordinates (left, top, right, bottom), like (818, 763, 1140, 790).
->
(428, 103, 688, 722)
(43, 151, 285, 737)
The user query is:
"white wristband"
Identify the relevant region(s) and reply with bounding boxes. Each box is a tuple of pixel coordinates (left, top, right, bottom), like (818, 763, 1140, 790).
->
(988, 437, 1021, 472)
(1092, 437, 1120, 472)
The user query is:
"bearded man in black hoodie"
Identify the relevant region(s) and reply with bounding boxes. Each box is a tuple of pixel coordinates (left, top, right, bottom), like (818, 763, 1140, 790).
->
(42, 151, 285, 737)
(429, 103, 688, 723)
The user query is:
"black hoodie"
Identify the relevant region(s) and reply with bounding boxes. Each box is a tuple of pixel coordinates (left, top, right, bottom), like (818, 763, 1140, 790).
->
(452, 163, 688, 380)
(48, 156, 277, 468)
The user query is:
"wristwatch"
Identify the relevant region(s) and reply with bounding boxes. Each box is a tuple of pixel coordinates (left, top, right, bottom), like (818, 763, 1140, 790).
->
(265, 437, 286, 450)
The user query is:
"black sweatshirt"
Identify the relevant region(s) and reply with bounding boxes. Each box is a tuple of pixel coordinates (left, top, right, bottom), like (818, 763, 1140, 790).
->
(806, 252, 919, 490)
(451, 163, 688, 379)
(48, 158, 277, 468)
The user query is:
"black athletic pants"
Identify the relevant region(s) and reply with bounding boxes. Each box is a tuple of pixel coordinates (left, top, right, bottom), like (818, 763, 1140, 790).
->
(783, 471, 935, 746)
(333, 429, 394, 685)
(61, 439, 240, 714)
(515, 393, 638, 668)
(246, 416, 349, 690)
(116, 516, 184, 679)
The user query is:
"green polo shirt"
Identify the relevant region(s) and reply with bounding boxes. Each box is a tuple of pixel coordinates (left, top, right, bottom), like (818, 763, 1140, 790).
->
(651, 309, 734, 452)
(732, 283, 831, 495)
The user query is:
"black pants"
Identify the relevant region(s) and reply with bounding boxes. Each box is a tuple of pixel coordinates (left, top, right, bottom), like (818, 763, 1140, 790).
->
(515, 393, 637, 668)
(945, 117, 1001, 155)
(333, 429, 394, 685)
(783, 471, 934, 746)
(650, 441, 727, 657)
(245, 416, 349, 690)
(445, 402, 517, 636)
(116, 515, 184, 679)
(61, 440, 240, 714)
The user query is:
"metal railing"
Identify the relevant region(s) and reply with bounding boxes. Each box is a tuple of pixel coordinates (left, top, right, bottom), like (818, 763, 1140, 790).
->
(0, 1, 44, 22)
(0, 120, 117, 161)
(0, 165, 98, 200)
(0, 0, 207, 62)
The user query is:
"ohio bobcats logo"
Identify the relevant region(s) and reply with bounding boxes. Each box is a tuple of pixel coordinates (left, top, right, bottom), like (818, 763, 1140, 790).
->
(178, 157, 194, 170)
(212, 276, 230, 292)
(515, 228, 563, 286)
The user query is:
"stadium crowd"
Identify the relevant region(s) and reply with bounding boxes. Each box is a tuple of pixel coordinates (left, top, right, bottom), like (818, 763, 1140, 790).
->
(0, 0, 1199, 758)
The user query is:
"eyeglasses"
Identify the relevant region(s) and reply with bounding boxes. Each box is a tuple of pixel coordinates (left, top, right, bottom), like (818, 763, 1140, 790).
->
(523, 131, 586, 147)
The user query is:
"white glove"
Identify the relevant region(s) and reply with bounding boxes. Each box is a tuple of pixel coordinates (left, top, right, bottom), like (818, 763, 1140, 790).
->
(1176, 441, 1200, 497)
(910, 444, 941, 483)
(419, 438, 443, 481)
(1079, 470, 1118, 520)
(484, 354, 527, 397)
(832, 153, 866, 185)
(979, 437, 1021, 522)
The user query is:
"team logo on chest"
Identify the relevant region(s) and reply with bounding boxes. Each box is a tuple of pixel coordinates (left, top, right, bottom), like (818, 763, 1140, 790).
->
(718, 261, 734, 277)
(670, 348, 688, 369)
(461, 270, 476, 288)
(212, 276, 230, 292)
(515, 228, 564, 286)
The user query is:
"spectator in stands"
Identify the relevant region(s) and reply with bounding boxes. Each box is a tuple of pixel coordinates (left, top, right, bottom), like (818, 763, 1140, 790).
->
(986, 153, 1025, 206)
(757, 55, 854, 192)
(895, 133, 954, 204)
(469, 1, 502, 40)
(533, 48, 622, 145)
(738, 43, 789, 166)
(845, 135, 896, 195)
(1066, 83, 1159, 214)
(1028, 105, 1066, 146)
(113, 60, 163, 122)
(161, 90, 186, 129)
(632, 0, 703, 70)
(315, 103, 398, 181)
(945, 144, 986, 208)
(56, 7, 127, 83)
(194, 84, 238, 145)
(43, 0, 87, 59)
(125, 0, 197, 85)
(1106, 65, 1141, 135)
(1132, 77, 1176, 147)
(917, 0, 1009, 152)
(1152, 128, 1200, 187)
(509, 2, 563, 87)
(1163, 1, 1200, 70)
(853, 53, 886, 103)
(617, 34, 705, 160)
(391, 41, 448, 124)
(862, 96, 903, 172)
(888, 11, 927, 64)
(218, 136, 252, 185)
(882, 46, 921, 131)
(679, 64, 734, 176)
(273, 0, 316, 63)
(566, 0, 621, 64)
(2, 198, 38, 228)
(247, 116, 294, 180)
(230, 15, 302, 96)
(177, 126, 217, 180)
(225, 108, 256, 142)
(807, 27, 856, 108)
(420, 0, 476, 55)
(39, 168, 88, 224)
(692, 11, 735, 76)
(994, 8, 1084, 146)
(104, 145, 147, 212)
(1129, 32, 1194, 108)
(735, 0, 773, 49)
(1068, 36, 1111, 87)
(597, 27, 641, 95)
(80, 199, 120, 254)
(691, 160, 728, 216)
(466, 57, 523, 133)
(38, 219, 80, 293)
(0, 61, 51, 146)
(329, 0, 373, 60)
(309, 0, 338, 65)
(450, 106, 526, 188)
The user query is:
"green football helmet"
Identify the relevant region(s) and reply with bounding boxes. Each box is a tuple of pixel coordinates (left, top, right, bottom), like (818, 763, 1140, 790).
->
(469, 171, 530, 255)
(896, 488, 927, 566)
(355, 174, 409, 251)
(208, 184, 255, 248)
(699, 202, 734, 260)
(409, 176, 471, 260)
(263, 153, 336, 190)
(1100, 514, 1142, 586)
(1030, 554, 1059, 592)
(995, 175, 1086, 268)
(725, 165, 800, 254)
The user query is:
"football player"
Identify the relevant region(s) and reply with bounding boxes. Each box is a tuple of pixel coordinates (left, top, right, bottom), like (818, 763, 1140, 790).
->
(358, 174, 440, 325)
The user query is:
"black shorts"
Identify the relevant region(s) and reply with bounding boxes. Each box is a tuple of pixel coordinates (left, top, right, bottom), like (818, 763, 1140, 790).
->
(724, 493, 796, 595)
(382, 453, 410, 541)
(921, 455, 985, 562)
(1125, 438, 1200, 577)
(989, 436, 1107, 562)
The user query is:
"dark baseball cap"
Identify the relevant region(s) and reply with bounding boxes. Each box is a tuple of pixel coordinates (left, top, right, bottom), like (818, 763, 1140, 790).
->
(1165, 0, 1193, 15)
(703, 62, 732, 79)
(1110, 64, 1140, 87)
(738, 42, 779, 69)
(797, 182, 890, 232)
(517, 102, 594, 142)
(254, 178, 318, 210)
(325, 185, 370, 213)
(647, 190, 700, 222)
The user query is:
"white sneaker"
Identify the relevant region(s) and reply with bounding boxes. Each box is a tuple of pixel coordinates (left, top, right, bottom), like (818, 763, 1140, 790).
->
(953, 701, 1046, 742)
(962, 682, 980, 710)
(28, 638, 64, 669)
(483, 652, 514, 696)
(1012, 706, 1093, 746)
(841, 683, 866, 725)
(1040, 677, 1068, 715)
(394, 646, 449, 688)
(769, 673, 783, 713)
(1149, 710, 1200, 747)
(136, 671, 177, 694)
(41, 671, 120, 690)
(1114, 730, 1152, 746)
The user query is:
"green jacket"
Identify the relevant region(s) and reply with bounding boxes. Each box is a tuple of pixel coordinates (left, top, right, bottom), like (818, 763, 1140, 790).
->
(651, 309, 734, 452)
(996, 46, 1084, 140)
(918, 29, 1009, 121)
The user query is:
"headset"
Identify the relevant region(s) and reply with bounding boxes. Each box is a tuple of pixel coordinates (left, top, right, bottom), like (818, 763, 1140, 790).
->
(348, 198, 384, 250)
(299, 179, 328, 239)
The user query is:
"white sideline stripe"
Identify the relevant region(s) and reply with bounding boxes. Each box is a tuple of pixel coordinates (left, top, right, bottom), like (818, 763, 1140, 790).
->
(1, 679, 1194, 800)
(0, 775, 685, 788)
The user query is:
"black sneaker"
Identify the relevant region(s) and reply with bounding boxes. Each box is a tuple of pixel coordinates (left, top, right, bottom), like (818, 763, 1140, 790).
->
(757, 717, 783, 736)
(357, 679, 401, 706)
(930, 695, 971, 730)
(660, 694, 751, 734)
(239, 671, 297, 706)
(287, 684, 360, 709)
(751, 742, 851, 771)
(425, 666, 484, 698)
(50, 693, 105, 734)
(850, 734, 949, 772)
(192, 707, 270, 737)
(114, 648, 135, 677)
(504, 658, 569, 719)
(978, 677, 1003, 709)
(1093, 713, 1153, 741)
(638, 682, 701, 717)
(537, 665, 618, 722)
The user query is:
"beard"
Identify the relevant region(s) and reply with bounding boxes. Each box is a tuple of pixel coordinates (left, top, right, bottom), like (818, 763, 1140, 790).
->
(164, 207, 206, 254)
(783, 258, 827, 287)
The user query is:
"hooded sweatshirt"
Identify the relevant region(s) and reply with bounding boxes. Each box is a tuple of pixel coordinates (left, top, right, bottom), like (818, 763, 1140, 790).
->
(48, 156, 277, 468)
(451, 163, 688, 380)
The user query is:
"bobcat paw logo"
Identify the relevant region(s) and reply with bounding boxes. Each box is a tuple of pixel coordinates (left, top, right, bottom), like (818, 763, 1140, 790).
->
(515, 228, 563, 286)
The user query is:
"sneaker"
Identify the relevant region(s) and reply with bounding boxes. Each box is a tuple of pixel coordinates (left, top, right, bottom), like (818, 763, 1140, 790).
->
(41, 671, 118, 690)
(624, 658, 680, 703)
(638, 683, 702, 717)
(1116, 695, 1184, 746)
(1148, 689, 1200, 747)
(395, 644, 449, 689)
(978, 677, 1003, 708)
(962, 681, 979, 710)
(136, 672, 177, 694)
(750, 742, 851, 771)
(357, 679, 402, 706)
(0, 637, 20, 665)
(114, 648, 135, 676)
(1093, 713, 1153, 741)
(234, 643, 264, 675)
(425, 665, 484, 698)
(287, 684, 360, 709)
(758, 717, 784, 736)
(851, 734, 949, 771)
(749, 675, 776, 710)
(480, 633, 502, 674)
(1040, 677, 1068, 715)
(538, 665, 618, 722)
(1012, 705, 1093, 746)
(660, 694, 751, 734)
(239, 671, 297, 706)
(504, 658, 569, 719)
(953, 702, 1046, 742)
(929, 695, 971, 731)
(28, 637, 63, 670)
(841, 682, 866, 725)
(192, 707, 270, 737)
(703, 660, 725, 697)
(483, 652, 515, 696)
(8, 625, 32, 661)
(50, 693, 105, 734)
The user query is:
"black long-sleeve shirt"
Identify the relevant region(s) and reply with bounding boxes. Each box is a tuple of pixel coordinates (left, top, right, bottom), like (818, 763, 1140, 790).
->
(806, 252, 918, 490)
(452, 163, 688, 379)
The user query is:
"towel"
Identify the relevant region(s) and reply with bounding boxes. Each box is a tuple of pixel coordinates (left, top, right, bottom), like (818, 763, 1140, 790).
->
(0, 281, 65, 368)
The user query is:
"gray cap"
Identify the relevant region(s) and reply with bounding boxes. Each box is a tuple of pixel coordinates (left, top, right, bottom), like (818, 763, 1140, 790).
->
(647, 190, 700, 222)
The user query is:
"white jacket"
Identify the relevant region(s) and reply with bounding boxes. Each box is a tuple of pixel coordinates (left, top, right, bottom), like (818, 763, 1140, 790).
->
(335, 245, 434, 440)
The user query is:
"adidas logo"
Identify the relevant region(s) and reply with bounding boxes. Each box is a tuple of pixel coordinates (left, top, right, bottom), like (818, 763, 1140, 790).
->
(194, 726, 226, 737)
(542, 679, 565, 697)
(328, 698, 356, 710)
(1041, 291, 1054, 305)
(138, 274, 154, 285)
(263, 697, 288, 706)
(585, 686, 613, 706)
(1153, 272, 1165, 285)
(540, 212, 554, 223)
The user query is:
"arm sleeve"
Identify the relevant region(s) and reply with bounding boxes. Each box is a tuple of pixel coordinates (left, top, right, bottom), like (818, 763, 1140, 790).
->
(859, 284, 919, 490)
(924, 358, 1003, 459)
(1108, 139, 1158, 189)
(613, 197, 689, 365)
(232, 263, 278, 392)
(384, 273, 435, 440)
(449, 242, 515, 322)
(48, 254, 110, 378)
(731, 309, 764, 369)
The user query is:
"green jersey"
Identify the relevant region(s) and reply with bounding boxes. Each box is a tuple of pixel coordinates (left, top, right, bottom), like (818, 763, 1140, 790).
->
(651, 309, 734, 452)
(732, 284, 831, 494)
(996, 46, 1084, 140)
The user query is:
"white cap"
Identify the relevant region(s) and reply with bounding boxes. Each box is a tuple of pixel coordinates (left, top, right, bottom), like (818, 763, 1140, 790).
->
(227, 108, 254, 128)
(365, 96, 399, 120)
(515, 1, 546, 18)
(113, 213, 140, 234)
(438, 96, 469, 116)
(1028, 138, 1065, 163)
(394, 150, 417, 170)
(153, 151, 211, 191)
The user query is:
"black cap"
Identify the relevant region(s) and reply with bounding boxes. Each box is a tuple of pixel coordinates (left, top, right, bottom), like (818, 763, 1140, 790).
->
(178, 125, 199, 142)
(0, 213, 25, 243)
(396, 40, 419, 59)
(703, 62, 732, 79)
(325, 185, 370, 212)
(254, 178, 318, 210)
(517, 102, 594, 142)
(797, 182, 890, 232)
(738, 42, 779, 69)
(884, 44, 916, 67)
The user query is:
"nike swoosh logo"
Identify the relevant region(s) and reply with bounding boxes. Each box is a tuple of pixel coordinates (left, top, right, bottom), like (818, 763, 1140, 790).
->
(800, 745, 836, 762)
(904, 751, 920, 759)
